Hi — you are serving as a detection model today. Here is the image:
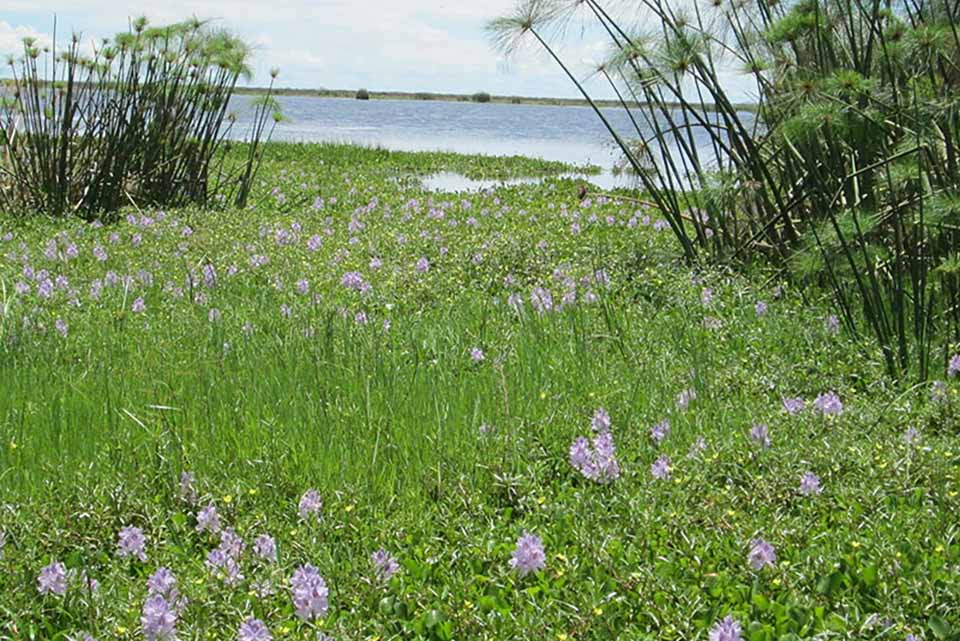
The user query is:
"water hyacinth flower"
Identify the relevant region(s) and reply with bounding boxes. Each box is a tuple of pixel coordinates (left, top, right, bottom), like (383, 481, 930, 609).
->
(799, 472, 822, 496)
(781, 397, 805, 415)
(179, 471, 197, 504)
(238, 618, 272, 641)
(591, 407, 611, 433)
(676, 388, 696, 410)
(687, 436, 707, 458)
(747, 538, 777, 570)
(141, 594, 178, 641)
(196, 503, 221, 534)
(650, 418, 670, 444)
(415, 257, 430, 273)
(949, 354, 960, 377)
(290, 564, 329, 621)
(749, 423, 771, 449)
(37, 560, 68, 596)
(904, 426, 921, 446)
(118, 525, 148, 561)
(755, 301, 768, 316)
(569, 431, 620, 483)
(813, 391, 843, 416)
(132, 297, 146, 313)
(253, 534, 278, 564)
(371, 548, 400, 581)
(701, 287, 714, 305)
(509, 532, 545, 577)
(469, 347, 485, 363)
(710, 615, 742, 641)
(650, 454, 671, 480)
(825, 315, 840, 335)
(298, 489, 322, 521)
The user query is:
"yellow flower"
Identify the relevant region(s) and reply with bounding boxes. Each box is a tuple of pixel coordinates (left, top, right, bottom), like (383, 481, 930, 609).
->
(116, 626, 128, 635)
(851, 541, 861, 549)
(537, 496, 546, 505)
(344, 504, 355, 513)
(593, 607, 604, 616)
(248, 488, 258, 496)
(222, 494, 233, 504)
(539, 391, 547, 400)
(726, 509, 736, 517)
(8, 441, 16, 449)
(558, 634, 569, 641)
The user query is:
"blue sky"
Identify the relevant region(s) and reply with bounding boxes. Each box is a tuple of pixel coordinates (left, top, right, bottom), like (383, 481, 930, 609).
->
(1, 1, 755, 100)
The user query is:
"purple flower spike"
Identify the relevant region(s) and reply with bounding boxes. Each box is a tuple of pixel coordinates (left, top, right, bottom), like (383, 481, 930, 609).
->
(748, 538, 776, 570)
(509, 532, 545, 577)
(710, 615, 742, 641)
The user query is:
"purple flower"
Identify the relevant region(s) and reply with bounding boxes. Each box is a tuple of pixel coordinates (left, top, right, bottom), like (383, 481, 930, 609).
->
(298, 489, 322, 521)
(825, 315, 840, 335)
(904, 426, 921, 446)
(208, 308, 222, 323)
(469, 347, 485, 363)
(290, 564, 329, 621)
(530, 287, 554, 314)
(141, 594, 178, 641)
(55, 318, 69, 338)
(700, 288, 714, 305)
(591, 407, 611, 433)
(747, 538, 776, 570)
(253, 534, 277, 564)
(147, 567, 181, 602)
(415, 257, 430, 273)
(238, 618, 272, 641)
(949, 354, 960, 377)
(509, 532, 545, 577)
(132, 297, 146, 314)
(688, 436, 707, 458)
(813, 391, 843, 416)
(206, 548, 244, 586)
(755, 301, 768, 316)
(371, 548, 400, 581)
(179, 472, 197, 503)
(196, 503, 221, 534)
(799, 472, 822, 496)
(750, 423, 771, 449)
(676, 388, 696, 410)
(37, 561, 68, 596)
(650, 419, 670, 444)
(569, 431, 620, 483)
(709, 615, 742, 641)
(650, 454, 671, 480)
(118, 525, 148, 561)
(93, 245, 108, 262)
(781, 397, 805, 415)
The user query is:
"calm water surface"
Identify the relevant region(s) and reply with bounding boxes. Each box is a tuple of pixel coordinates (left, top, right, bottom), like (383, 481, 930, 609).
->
(230, 95, 751, 191)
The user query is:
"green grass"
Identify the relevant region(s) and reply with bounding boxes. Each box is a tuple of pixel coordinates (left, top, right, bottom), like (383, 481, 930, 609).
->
(0, 143, 957, 641)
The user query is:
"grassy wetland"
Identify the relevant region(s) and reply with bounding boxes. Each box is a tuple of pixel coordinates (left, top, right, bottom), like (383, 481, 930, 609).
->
(2, 2, 960, 641)
(1, 141, 958, 640)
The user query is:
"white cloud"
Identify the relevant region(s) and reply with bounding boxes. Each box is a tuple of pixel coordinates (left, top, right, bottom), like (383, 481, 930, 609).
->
(0, 21, 51, 57)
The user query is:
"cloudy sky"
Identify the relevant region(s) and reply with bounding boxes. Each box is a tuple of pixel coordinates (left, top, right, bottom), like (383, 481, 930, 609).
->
(0, 1, 633, 98)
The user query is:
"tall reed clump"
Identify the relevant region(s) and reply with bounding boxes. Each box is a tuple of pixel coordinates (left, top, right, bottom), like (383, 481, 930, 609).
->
(0, 17, 280, 221)
(490, 0, 960, 381)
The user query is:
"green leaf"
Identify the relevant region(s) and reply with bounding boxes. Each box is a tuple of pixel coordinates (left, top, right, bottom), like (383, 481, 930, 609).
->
(929, 615, 953, 640)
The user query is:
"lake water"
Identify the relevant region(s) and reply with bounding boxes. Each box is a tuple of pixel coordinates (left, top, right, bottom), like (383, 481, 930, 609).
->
(229, 95, 750, 191)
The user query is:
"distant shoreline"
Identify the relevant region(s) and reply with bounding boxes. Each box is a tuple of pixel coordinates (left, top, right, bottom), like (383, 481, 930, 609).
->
(235, 86, 759, 113)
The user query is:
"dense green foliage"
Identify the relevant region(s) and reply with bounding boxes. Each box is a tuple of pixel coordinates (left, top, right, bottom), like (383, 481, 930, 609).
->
(491, 0, 960, 381)
(0, 17, 278, 220)
(0, 143, 957, 640)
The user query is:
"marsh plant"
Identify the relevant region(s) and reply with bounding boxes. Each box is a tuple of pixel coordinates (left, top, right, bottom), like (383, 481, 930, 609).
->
(0, 17, 280, 220)
(491, 0, 960, 380)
